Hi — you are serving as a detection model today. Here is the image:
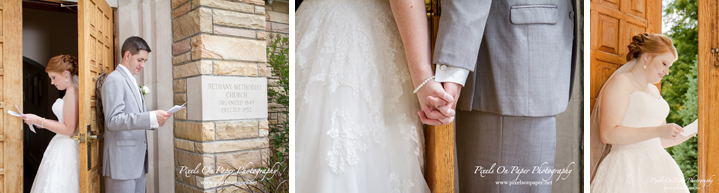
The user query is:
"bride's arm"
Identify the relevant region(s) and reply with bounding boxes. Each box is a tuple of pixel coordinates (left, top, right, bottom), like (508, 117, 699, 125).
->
(23, 86, 79, 136)
(600, 75, 681, 145)
(660, 121, 696, 148)
(390, 0, 454, 125)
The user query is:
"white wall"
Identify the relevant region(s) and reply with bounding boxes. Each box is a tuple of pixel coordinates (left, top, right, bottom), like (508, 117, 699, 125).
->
(22, 8, 78, 67)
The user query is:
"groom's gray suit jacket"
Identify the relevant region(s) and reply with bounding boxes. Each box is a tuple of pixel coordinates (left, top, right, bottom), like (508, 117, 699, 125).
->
(433, 0, 579, 117)
(101, 67, 151, 180)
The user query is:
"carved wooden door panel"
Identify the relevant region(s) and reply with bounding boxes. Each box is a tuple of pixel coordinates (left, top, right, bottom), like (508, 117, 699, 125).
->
(589, 0, 661, 170)
(77, 0, 114, 192)
(0, 0, 23, 191)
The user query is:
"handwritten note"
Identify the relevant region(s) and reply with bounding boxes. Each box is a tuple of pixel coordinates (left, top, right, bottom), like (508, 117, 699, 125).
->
(8, 105, 37, 133)
(682, 119, 698, 137)
(167, 103, 186, 113)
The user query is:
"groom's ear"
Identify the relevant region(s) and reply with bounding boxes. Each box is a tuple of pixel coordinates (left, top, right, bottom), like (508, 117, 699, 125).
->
(123, 51, 131, 61)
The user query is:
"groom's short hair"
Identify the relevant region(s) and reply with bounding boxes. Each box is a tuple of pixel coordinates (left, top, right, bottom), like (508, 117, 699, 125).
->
(121, 36, 151, 57)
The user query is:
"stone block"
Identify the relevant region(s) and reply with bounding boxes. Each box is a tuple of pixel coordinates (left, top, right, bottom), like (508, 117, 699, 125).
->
(191, 34, 266, 62)
(213, 9, 265, 30)
(213, 61, 258, 76)
(194, 138, 268, 153)
(213, 25, 255, 38)
(216, 121, 259, 140)
(174, 121, 216, 141)
(172, 8, 212, 41)
(173, 60, 213, 78)
(174, 79, 187, 93)
(173, 52, 192, 65)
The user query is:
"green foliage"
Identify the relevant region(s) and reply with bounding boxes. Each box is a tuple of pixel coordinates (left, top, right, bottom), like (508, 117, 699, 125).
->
(663, 0, 698, 191)
(264, 36, 290, 192)
(663, 0, 698, 127)
(266, 36, 290, 153)
(666, 60, 698, 192)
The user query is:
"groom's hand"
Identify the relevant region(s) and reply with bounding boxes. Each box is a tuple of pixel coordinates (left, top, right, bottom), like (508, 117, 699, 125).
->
(442, 82, 462, 110)
(425, 82, 462, 125)
(156, 110, 171, 127)
(416, 81, 455, 125)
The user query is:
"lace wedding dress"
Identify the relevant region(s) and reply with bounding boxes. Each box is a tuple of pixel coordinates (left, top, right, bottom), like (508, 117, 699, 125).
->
(295, 0, 430, 192)
(30, 98, 79, 193)
(592, 92, 689, 192)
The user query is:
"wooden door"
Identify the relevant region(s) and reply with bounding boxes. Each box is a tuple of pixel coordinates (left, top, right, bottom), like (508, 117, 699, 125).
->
(589, 0, 661, 169)
(424, 0, 455, 192)
(0, 0, 23, 192)
(78, 0, 114, 192)
(698, 0, 718, 192)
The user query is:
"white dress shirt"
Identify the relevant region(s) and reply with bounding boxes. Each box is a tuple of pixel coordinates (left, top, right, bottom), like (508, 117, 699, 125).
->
(117, 64, 159, 129)
(435, 64, 470, 86)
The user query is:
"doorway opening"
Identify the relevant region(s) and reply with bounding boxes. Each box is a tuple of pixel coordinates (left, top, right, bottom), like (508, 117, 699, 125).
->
(21, 1, 78, 192)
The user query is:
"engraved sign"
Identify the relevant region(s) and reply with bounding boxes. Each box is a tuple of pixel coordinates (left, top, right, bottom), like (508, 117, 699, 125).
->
(187, 76, 268, 120)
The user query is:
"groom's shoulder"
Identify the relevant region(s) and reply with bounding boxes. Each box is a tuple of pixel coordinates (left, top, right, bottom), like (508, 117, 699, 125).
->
(106, 69, 123, 81)
(102, 70, 124, 87)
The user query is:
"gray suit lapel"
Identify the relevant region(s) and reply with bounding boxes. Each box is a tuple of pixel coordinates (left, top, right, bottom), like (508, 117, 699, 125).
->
(118, 69, 143, 110)
(141, 91, 146, 112)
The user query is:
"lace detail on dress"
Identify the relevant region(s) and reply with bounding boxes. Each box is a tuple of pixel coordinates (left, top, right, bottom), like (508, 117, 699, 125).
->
(399, 115, 421, 156)
(390, 172, 415, 193)
(326, 108, 369, 174)
(297, 0, 420, 173)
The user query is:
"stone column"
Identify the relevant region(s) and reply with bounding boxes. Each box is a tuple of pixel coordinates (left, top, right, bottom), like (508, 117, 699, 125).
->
(171, 0, 270, 192)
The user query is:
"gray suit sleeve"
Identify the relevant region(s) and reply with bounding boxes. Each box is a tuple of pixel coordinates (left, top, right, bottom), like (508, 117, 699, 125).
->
(432, 0, 492, 72)
(102, 76, 152, 131)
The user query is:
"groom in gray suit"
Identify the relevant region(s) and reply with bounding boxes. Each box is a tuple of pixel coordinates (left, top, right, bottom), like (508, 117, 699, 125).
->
(101, 36, 171, 193)
(428, 0, 579, 192)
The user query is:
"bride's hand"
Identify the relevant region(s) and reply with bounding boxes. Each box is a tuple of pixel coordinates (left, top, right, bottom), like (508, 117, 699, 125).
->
(658, 123, 684, 139)
(21, 114, 42, 127)
(428, 82, 462, 110)
(416, 80, 455, 125)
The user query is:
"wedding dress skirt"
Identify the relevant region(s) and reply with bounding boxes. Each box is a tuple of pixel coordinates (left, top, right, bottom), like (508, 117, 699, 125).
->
(295, 0, 430, 192)
(30, 98, 79, 193)
(592, 92, 689, 192)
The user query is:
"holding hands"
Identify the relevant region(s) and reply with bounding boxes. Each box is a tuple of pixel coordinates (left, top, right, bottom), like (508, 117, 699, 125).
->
(415, 78, 462, 126)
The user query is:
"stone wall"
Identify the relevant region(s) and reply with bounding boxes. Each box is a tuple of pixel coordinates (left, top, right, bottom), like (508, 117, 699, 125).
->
(264, 1, 289, 128)
(171, 0, 271, 192)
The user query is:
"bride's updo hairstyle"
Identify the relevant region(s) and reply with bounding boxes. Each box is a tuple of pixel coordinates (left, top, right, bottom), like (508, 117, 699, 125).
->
(46, 55, 79, 76)
(625, 32, 677, 61)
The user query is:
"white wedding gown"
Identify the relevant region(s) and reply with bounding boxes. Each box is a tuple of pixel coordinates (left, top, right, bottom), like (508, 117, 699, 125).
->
(295, 0, 430, 192)
(592, 92, 689, 192)
(30, 98, 79, 193)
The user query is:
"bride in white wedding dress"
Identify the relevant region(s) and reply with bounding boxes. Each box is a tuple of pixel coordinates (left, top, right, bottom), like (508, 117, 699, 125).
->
(590, 33, 695, 192)
(22, 55, 80, 193)
(295, 0, 455, 192)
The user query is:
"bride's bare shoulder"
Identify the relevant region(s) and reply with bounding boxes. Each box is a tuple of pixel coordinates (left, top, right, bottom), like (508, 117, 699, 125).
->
(602, 72, 635, 97)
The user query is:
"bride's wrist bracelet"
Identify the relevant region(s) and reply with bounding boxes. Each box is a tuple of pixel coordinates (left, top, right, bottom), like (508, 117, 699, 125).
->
(413, 76, 435, 94)
(41, 117, 44, 128)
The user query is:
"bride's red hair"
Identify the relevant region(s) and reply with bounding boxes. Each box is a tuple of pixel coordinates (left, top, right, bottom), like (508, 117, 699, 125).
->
(46, 55, 79, 76)
(626, 33, 677, 61)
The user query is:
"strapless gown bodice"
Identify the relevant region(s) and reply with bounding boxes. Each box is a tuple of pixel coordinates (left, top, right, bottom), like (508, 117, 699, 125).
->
(611, 92, 669, 151)
(592, 91, 689, 192)
(30, 98, 79, 193)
